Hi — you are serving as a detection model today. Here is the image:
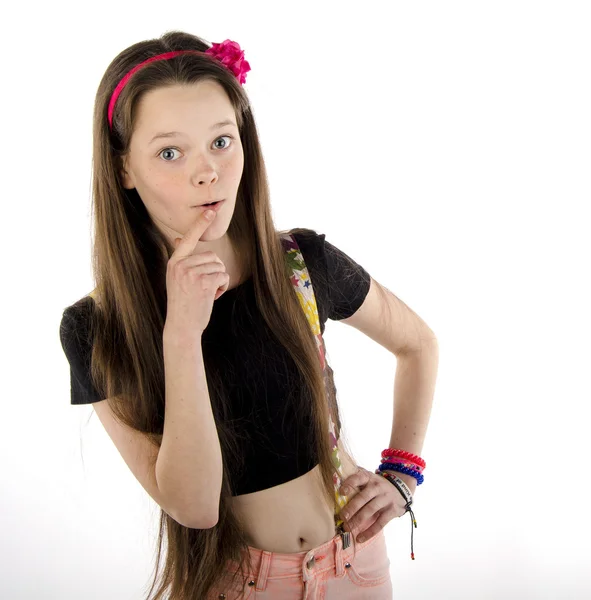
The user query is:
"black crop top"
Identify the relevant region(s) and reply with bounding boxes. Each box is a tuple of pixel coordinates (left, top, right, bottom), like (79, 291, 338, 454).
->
(59, 229, 371, 496)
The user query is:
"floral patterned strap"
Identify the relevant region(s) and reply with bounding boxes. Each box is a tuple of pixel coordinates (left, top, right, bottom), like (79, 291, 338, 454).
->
(280, 233, 349, 529)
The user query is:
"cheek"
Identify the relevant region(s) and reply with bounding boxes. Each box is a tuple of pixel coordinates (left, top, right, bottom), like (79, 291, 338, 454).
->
(141, 172, 183, 204)
(225, 148, 244, 183)
(138, 179, 185, 222)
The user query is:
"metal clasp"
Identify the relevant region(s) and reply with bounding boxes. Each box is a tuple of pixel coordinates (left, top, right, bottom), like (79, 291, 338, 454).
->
(340, 531, 351, 550)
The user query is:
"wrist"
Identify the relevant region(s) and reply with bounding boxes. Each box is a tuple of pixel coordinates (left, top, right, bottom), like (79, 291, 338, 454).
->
(383, 470, 417, 493)
(163, 325, 203, 347)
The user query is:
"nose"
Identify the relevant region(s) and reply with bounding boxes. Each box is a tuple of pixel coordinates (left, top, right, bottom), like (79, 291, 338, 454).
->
(192, 162, 218, 187)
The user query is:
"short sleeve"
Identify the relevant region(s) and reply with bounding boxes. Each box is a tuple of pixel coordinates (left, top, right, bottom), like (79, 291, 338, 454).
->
(288, 228, 371, 322)
(59, 302, 103, 405)
(323, 237, 371, 321)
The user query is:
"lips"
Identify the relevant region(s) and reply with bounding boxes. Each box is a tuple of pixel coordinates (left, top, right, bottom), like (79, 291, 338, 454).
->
(194, 199, 225, 211)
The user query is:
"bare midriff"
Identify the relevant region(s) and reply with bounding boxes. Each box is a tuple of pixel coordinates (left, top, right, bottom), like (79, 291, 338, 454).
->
(229, 438, 359, 553)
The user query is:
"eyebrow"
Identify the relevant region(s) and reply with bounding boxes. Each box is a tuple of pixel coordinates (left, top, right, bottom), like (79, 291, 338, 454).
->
(148, 119, 237, 144)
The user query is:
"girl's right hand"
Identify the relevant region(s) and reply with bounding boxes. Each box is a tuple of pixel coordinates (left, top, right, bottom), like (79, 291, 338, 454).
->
(164, 209, 230, 337)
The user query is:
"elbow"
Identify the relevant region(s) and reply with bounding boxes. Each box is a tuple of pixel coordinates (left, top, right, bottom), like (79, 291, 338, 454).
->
(162, 473, 223, 530)
(174, 496, 220, 529)
(169, 505, 218, 529)
(180, 511, 219, 530)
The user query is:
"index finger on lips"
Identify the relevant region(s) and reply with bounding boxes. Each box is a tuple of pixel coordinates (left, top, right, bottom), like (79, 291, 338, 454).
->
(172, 209, 216, 259)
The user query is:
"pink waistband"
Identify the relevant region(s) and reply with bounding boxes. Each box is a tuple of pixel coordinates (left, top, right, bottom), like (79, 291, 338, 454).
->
(225, 528, 384, 580)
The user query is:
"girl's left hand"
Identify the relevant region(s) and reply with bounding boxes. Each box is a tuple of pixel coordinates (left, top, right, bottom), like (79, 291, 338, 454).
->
(338, 467, 416, 544)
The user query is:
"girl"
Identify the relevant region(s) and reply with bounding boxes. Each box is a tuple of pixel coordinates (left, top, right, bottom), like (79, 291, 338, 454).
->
(59, 30, 437, 600)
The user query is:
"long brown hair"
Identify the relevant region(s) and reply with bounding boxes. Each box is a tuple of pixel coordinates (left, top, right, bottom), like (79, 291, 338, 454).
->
(83, 29, 369, 599)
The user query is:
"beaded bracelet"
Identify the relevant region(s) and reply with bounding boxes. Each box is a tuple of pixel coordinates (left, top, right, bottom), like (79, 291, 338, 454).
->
(381, 457, 425, 473)
(375, 447, 425, 559)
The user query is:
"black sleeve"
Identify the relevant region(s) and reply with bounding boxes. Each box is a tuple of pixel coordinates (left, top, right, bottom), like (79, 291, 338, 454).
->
(289, 228, 371, 322)
(323, 236, 371, 321)
(59, 302, 103, 405)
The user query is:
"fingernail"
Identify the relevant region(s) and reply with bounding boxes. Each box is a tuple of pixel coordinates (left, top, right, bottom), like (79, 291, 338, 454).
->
(205, 209, 215, 220)
(341, 486, 349, 494)
(358, 535, 366, 543)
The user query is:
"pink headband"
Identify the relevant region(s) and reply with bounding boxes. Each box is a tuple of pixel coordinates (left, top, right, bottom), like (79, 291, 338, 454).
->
(107, 39, 251, 131)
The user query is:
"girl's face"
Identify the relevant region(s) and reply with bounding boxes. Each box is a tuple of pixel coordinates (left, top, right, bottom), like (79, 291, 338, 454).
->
(120, 81, 244, 248)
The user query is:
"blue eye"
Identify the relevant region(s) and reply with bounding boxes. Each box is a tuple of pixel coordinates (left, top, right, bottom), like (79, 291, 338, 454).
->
(213, 135, 233, 150)
(158, 135, 234, 162)
(159, 148, 181, 161)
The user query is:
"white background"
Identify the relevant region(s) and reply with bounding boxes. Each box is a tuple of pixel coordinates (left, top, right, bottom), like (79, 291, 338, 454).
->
(2, 1, 590, 598)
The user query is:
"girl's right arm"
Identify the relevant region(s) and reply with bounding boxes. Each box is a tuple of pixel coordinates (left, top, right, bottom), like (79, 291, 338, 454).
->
(156, 208, 228, 528)
(156, 330, 224, 529)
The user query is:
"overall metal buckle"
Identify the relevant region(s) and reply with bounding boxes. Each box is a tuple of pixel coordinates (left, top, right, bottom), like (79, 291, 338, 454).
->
(340, 531, 351, 550)
(337, 523, 351, 550)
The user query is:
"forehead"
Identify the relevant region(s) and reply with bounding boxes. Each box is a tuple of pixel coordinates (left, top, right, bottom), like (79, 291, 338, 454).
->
(134, 81, 234, 132)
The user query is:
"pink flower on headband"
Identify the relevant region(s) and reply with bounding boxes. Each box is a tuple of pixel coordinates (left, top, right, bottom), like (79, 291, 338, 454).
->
(205, 39, 251, 85)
